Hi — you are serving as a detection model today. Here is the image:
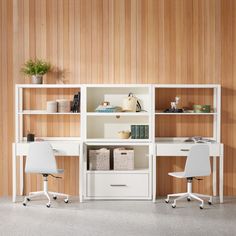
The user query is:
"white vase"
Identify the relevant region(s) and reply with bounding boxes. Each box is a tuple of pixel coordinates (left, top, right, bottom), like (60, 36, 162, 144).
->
(31, 75, 43, 84)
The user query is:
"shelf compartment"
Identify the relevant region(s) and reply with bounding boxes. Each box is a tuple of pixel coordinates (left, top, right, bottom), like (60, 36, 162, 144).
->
(86, 145, 150, 171)
(86, 116, 149, 139)
(155, 115, 213, 138)
(22, 87, 80, 111)
(86, 86, 151, 113)
(155, 88, 215, 113)
(23, 114, 80, 138)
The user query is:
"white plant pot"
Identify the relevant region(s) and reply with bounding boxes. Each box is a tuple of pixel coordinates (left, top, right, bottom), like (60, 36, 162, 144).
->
(31, 75, 43, 84)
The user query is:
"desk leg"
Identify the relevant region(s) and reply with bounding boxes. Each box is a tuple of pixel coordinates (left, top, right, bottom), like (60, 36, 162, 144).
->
(153, 156, 156, 203)
(12, 144, 16, 203)
(220, 153, 224, 203)
(20, 156, 24, 195)
(213, 156, 217, 197)
(79, 148, 83, 203)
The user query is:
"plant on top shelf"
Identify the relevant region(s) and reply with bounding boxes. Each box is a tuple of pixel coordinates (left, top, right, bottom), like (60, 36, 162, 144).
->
(21, 58, 51, 84)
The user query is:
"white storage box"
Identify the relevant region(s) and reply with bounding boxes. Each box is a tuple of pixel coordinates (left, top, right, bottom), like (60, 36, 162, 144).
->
(89, 148, 110, 170)
(113, 148, 134, 170)
(46, 101, 57, 113)
(57, 99, 71, 113)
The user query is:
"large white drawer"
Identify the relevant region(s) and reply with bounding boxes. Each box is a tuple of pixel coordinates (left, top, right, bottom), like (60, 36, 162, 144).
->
(86, 173, 149, 198)
(16, 141, 80, 156)
(156, 143, 222, 156)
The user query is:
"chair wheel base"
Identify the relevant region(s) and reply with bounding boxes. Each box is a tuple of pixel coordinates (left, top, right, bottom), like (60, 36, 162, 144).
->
(187, 197, 191, 201)
(23, 202, 27, 206)
(165, 199, 169, 203)
(64, 199, 69, 204)
(53, 196, 57, 200)
(208, 201, 212, 205)
(200, 205, 204, 209)
(172, 204, 176, 208)
(46, 204, 51, 208)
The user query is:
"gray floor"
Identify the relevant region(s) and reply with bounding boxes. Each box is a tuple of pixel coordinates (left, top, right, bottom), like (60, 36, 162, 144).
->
(0, 197, 235, 236)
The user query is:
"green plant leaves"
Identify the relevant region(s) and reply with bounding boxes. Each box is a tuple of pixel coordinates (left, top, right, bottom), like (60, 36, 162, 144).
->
(21, 59, 51, 76)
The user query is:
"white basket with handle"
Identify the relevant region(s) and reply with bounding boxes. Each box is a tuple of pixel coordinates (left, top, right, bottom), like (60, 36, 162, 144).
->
(113, 148, 134, 170)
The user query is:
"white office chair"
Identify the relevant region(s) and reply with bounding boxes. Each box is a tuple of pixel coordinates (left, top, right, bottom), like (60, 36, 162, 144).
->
(23, 142, 69, 208)
(165, 145, 212, 209)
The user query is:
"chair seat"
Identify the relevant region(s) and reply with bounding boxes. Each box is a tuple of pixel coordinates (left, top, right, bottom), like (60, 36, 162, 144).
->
(27, 169, 64, 175)
(168, 172, 185, 178)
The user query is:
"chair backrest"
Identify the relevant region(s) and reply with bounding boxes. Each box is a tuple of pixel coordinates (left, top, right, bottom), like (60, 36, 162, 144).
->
(25, 142, 58, 174)
(184, 145, 211, 177)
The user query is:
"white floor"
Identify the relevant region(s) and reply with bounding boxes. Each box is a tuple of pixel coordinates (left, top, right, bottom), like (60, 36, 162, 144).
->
(0, 197, 235, 236)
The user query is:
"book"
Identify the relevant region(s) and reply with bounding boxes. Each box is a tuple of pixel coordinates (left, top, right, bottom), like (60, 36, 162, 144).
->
(144, 125, 149, 139)
(135, 125, 140, 139)
(131, 125, 136, 139)
(139, 125, 145, 139)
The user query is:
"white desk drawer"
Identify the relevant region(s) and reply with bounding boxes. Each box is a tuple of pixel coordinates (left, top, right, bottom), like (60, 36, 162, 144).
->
(156, 143, 221, 156)
(16, 142, 80, 156)
(86, 173, 149, 197)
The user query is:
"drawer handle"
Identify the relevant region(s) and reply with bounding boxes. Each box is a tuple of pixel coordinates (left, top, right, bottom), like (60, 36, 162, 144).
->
(180, 149, 190, 152)
(110, 184, 127, 187)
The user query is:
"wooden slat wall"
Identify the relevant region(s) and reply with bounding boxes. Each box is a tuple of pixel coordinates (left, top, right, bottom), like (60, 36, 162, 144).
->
(1, 0, 236, 196)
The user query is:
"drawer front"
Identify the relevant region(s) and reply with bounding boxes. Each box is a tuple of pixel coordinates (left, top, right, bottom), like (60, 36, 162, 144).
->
(156, 143, 221, 156)
(87, 173, 149, 197)
(16, 142, 80, 156)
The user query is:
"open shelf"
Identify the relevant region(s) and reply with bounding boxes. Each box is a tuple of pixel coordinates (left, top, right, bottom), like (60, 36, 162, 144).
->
(155, 110, 216, 115)
(19, 110, 80, 115)
(85, 139, 151, 144)
(87, 112, 149, 117)
(86, 86, 151, 113)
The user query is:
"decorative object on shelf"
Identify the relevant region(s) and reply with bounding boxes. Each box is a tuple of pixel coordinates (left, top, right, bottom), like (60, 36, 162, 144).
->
(122, 93, 142, 112)
(184, 136, 215, 143)
(57, 99, 71, 113)
(27, 132, 35, 142)
(113, 148, 134, 170)
(88, 148, 110, 170)
(95, 104, 122, 112)
(71, 92, 80, 113)
(46, 101, 58, 113)
(118, 130, 131, 139)
(193, 105, 211, 113)
(131, 125, 149, 139)
(21, 58, 51, 84)
(164, 96, 183, 113)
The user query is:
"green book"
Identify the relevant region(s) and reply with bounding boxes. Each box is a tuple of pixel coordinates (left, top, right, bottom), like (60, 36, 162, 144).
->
(131, 125, 136, 139)
(139, 125, 145, 139)
(144, 125, 149, 139)
(135, 125, 140, 139)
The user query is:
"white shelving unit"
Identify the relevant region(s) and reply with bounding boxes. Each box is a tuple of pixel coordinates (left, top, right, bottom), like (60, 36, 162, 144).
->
(82, 84, 153, 200)
(14, 83, 223, 202)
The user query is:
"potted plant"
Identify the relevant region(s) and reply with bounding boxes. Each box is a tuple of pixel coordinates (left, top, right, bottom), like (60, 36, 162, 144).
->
(21, 59, 51, 84)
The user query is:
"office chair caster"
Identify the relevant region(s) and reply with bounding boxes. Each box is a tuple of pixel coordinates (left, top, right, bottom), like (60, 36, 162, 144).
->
(26, 197, 30, 201)
(46, 203, 51, 208)
(53, 196, 57, 200)
(23, 202, 27, 206)
(172, 204, 176, 208)
(187, 197, 191, 201)
(199, 204, 204, 209)
(208, 200, 212, 205)
(64, 199, 69, 204)
(165, 199, 169, 203)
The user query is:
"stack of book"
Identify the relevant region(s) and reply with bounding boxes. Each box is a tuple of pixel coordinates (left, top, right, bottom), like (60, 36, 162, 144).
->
(131, 125, 149, 139)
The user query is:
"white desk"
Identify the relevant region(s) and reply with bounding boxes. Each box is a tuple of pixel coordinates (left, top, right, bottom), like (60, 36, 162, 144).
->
(12, 140, 81, 203)
(153, 139, 224, 203)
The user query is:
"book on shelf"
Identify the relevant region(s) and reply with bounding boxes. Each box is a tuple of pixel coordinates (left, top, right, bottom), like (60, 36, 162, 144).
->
(131, 125, 149, 139)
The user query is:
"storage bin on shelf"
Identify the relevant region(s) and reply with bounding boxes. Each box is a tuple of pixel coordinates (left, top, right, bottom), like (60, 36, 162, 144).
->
(113, 148, 134, 170)
(88, 148, 110, 170)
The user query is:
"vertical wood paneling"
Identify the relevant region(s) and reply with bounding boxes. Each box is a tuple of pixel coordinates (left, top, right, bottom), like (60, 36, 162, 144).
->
(1, 0, 236, 197)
